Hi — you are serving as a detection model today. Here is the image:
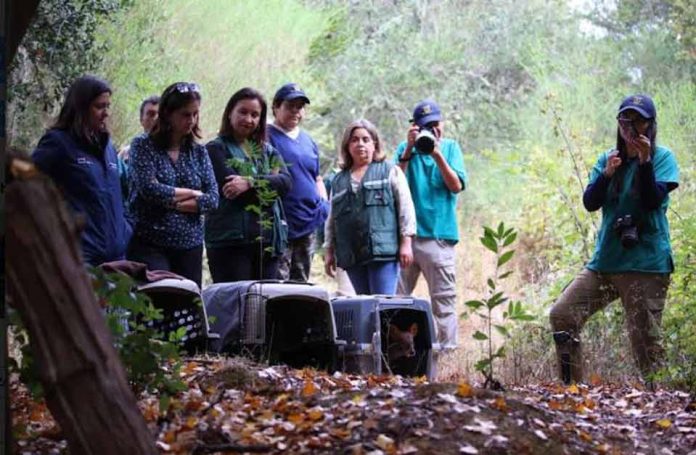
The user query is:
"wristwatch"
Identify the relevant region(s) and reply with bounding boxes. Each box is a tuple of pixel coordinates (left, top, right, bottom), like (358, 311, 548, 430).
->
(399, 155, 411, 162)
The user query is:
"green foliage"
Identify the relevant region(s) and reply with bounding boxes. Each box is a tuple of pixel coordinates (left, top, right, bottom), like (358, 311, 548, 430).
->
(9, 270, 186, 407)
(660, 208, 696, 392)
(8, 0, 696, 387)
(227, 140, 284, 273)
(462, 223, 534, 389)
(98, 0, 329, 147)
(305, 0, 563, 161)
(91, 269, 187, 407)
(7, 0, 127, 149)
(588, 0, 695, 71)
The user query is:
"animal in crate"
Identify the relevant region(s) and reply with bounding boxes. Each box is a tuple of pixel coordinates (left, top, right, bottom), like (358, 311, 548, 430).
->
(386, 323, 418, 361)
(380, 310, 428, 376)
(332, 296, 438, 378)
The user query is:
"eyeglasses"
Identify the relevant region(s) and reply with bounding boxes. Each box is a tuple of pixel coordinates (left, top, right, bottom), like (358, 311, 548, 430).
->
(172, 82, 201, 94)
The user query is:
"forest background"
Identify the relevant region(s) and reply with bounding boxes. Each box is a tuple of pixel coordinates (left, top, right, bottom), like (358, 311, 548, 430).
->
(7, 0, 696, 389)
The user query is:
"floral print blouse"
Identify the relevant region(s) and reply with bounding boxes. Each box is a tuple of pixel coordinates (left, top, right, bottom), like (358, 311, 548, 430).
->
(129, 133, 218, 249)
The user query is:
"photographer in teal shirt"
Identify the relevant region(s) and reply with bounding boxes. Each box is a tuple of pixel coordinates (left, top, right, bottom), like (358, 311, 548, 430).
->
(394, 100, 468, 350)
(550, 94, 679, 385)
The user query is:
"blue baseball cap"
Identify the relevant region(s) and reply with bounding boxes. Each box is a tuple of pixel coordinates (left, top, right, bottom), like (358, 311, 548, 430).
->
(618, 94, 656, 119)
(273, 83, 310, 104)
(411, 99, 442, 127)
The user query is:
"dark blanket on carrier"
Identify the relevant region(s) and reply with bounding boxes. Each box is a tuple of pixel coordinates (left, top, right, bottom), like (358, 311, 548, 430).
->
(202, 281, 256, 353)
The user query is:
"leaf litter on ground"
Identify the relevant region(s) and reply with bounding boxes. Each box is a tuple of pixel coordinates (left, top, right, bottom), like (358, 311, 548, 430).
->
(10, 356, 696, 454)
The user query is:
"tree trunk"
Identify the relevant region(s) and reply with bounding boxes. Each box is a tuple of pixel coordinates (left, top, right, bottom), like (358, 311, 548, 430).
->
(5, 164, 156, 455)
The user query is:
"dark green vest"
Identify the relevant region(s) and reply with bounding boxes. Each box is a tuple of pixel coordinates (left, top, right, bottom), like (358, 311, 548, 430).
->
(331, 161, 398, 268)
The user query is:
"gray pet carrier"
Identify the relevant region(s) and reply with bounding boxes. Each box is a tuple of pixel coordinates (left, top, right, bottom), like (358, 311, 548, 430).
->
(331, 295, 441, 380)
(137, 278, 218, 354)
(202, 280, 342, 370)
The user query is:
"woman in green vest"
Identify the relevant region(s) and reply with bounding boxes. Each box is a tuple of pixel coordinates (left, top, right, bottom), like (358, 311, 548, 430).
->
(324, 119, 416, 295)
(205, 88, 291, 282)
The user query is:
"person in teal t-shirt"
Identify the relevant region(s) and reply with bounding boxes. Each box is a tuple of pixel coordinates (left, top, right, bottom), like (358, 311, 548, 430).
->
(394, 99, 468, 349)
(550, 94, 680, 385)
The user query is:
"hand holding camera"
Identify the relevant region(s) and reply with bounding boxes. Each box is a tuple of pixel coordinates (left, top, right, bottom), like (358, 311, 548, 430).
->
(405, 124, 420, 149)
(413, 122, 442, 155)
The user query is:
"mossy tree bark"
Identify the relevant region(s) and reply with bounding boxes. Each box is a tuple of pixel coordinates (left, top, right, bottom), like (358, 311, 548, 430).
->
(5, 163, 156, 455)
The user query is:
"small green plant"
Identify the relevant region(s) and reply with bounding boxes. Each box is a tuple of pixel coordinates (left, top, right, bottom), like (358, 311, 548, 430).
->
(91, 269, 187, 410)
(10, 269, 187, 410)
(463, 222, 534, 389)
(227, 139, 285, 278)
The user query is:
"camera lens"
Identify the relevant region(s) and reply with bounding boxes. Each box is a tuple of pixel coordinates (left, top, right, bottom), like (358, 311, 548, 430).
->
(415, 129, 436, 154)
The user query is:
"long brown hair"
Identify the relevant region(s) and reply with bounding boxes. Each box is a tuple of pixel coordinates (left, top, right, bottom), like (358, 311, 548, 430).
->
(338, 119, 386, 170)
(52, 75, 111, 145)
(150, 82, 202, 150)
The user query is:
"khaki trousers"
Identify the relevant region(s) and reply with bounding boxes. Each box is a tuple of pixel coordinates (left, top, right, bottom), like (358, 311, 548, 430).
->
(549, 268, 670, 382)
(398, 238, 458, 348)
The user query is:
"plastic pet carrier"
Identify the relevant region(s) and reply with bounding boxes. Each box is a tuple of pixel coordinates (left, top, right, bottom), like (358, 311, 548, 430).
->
(202, 280, 342, 370)
(137, 278, 217, 354)
(331, 295, 441, 380)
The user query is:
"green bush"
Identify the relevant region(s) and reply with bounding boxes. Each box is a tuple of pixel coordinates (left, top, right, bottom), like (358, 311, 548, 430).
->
(10, 269, 187, 410)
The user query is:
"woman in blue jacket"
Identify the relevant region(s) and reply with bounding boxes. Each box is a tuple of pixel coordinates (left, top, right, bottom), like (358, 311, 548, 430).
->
(32, 75, 131, 266)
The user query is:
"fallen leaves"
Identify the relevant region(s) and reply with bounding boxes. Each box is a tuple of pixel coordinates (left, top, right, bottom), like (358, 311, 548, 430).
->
(463, 418, 498, 435)
(655, 418, 672, 429)
(10, 357, 696, 454)
(457, 381, 474, 398)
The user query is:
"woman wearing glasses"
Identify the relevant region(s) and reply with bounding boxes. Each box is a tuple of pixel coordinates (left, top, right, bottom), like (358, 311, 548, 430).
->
(128, 82, 218, 287)
(32, 75, 131, 266)
(204, 87, 291, 282)
(550, 94, 680, 386)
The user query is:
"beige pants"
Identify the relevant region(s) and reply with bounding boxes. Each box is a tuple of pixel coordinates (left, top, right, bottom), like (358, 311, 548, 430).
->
(549, 268, 670, 382)
(398, 238, 458, 348)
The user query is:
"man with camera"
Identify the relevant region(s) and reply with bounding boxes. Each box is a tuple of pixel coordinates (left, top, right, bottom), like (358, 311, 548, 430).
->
(395, 99, 468, 350)
(549, 94, 680, 386)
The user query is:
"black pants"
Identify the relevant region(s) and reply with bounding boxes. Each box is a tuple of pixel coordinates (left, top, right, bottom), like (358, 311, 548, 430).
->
(207, 243, 279, 283)
(127, 237, 203, 287)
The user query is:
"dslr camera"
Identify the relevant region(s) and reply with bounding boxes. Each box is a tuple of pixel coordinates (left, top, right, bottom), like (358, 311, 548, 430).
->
(613, 214, 639, 249)
(414, 125, 437, 154)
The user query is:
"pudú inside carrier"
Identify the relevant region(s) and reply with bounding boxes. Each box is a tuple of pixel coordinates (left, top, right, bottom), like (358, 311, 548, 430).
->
(137, 278, 218, 354)
(331, 295, 441, 380)
(202, 280, 342, 371)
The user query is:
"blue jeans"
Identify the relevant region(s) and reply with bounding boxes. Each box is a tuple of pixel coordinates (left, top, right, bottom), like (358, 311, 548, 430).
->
(346, 261, 399, 295)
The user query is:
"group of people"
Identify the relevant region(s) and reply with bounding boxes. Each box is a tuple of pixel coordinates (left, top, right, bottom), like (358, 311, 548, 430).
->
(32, 75, 468, 350)
(32, 74, 680, 383)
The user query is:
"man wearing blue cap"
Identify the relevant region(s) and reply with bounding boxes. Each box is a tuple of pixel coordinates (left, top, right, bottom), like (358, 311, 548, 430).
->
(550, 94, 679, 385)
(395, 99, 468, 350)
(269, 83, 329, 282)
